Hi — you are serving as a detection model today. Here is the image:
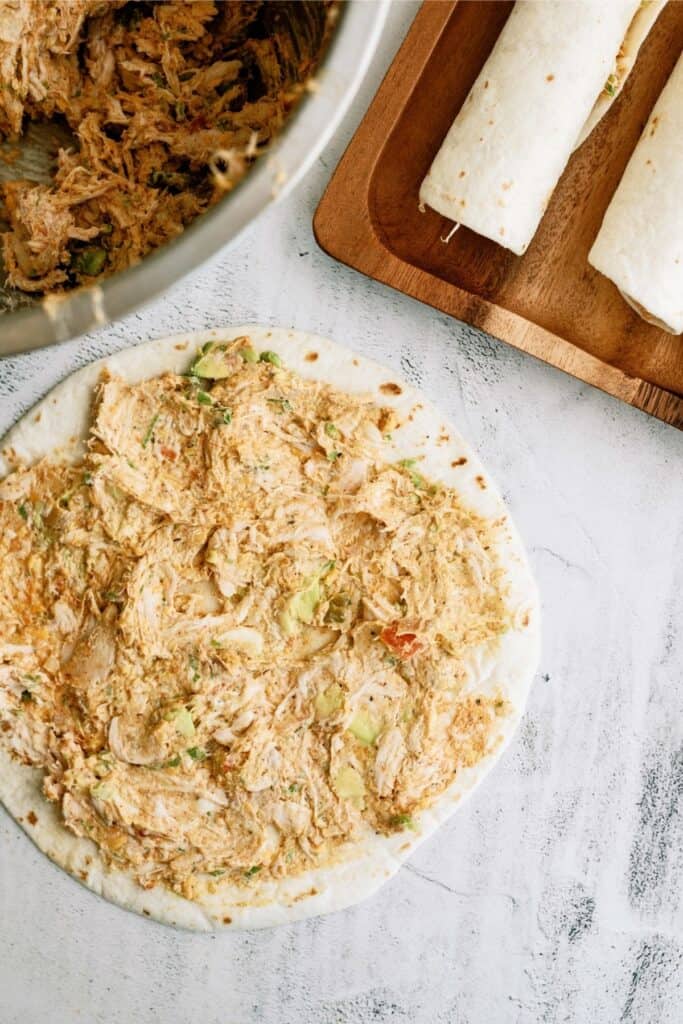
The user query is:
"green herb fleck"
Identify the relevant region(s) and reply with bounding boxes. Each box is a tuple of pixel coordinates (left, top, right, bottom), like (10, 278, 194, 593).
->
(20, 689, 32, 703)
(267, 397, 293, 413)
(244, 864, 262, 878)
(604, 74, 617, 97)
(17, 503, 29, 520)
(142, 412, 159, 448)
(187, 746, 207, 761)
(327, 450, 341, 462)
(83, 472, 94, 486)
(208, 868, 225, 877)
(166, 755, 181, 768)
(196, 390, 213, 406)
(258, 350, 281, 367)
(239, 347, 258, 363)
(288, 783, 300, 793)
(324, 422, 340, 438)
(220, 408, 232, 425)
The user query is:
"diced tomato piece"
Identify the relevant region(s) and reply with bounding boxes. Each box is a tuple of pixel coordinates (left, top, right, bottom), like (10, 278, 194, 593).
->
(160, 446, 177, 461)
(380, 623, 422, 659)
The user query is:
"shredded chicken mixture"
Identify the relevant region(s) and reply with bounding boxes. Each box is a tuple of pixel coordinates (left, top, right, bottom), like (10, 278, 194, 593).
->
(0, 339, 512, 898)
(0, 0, 332, 292)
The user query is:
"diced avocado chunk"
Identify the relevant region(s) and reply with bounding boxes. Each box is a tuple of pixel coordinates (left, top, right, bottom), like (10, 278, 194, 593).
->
(164, 706, 195, 739)
(239, 346, 258, 363)
(73, 247, 107, 276)
(389, 813, 417, 831)
(279, 561, 335, 636)
(348, 710, 380, 746)
(91, 781, 114, 801)
(191, 343, 234, 380)
(333, 766, 365, 805)
(315, 683, 344, 718)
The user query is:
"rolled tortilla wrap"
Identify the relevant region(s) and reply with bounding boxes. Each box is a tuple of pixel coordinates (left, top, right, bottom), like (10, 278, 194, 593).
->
(419, 0, 656, 255)
(588, 53, 683, 335)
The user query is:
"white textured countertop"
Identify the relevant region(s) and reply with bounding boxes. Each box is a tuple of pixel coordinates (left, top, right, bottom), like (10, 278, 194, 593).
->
(1, 5, 681, 1022)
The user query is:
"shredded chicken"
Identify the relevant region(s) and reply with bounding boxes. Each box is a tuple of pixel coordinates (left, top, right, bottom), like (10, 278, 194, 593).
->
(0, 338, 512, 896)
(0, 1, 333, 292)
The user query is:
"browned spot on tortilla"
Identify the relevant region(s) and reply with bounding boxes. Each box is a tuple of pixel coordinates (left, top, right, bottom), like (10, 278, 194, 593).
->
(649, 117, 659, 136)
(143, 909, 150, 916)
(460, 199, 466, 208)
(79, 870, 87, 881)
(476, 475, 487, 489)
(26, 810, 37, 826)
(305, 351, 318, 362)
(488, 119, 494, 126)
(521, 612, 530, 627)
(458, 169, 466, 178)
(451, 457, 467, 467)
(380, 382, 402, 396)
(174, 342, 188, 351)
(352, 358, 359, 366)
(293, 887, 319, 903)
(546, 74, 554, 82)
(33, 412, 42, 423)
(223, 915, 232, 924)
(484, 80, 489, 89)
(502, 181, 511, 191)
(499, 228, 505, 237)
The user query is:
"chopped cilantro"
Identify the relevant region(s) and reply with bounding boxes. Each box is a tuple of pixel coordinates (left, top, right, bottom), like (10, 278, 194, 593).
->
(197, 390, 213, 406)
(267, 397, 292, 413)
(187, 746, 207, 761)
(324, 421, 340, 438)
(83, 472, 94, 486)
(142, 412, 159, 448)
(327, 450, 341, 462)
(166, 755, 181, 768)
(17, 503, 29, 520)
(244, 864, 262, 877)
(208, 868, 226, 877)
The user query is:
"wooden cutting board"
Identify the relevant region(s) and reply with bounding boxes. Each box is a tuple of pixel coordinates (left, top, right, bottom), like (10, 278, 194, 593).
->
(313, 0, 683, 429)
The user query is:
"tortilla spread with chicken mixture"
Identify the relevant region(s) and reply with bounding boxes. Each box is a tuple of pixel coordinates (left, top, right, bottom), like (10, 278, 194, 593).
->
(0, 336, 520, 903)
(0, 0, 333, 292)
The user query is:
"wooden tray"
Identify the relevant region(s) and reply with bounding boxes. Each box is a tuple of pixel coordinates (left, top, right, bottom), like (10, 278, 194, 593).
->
(313, 1, 683, 429)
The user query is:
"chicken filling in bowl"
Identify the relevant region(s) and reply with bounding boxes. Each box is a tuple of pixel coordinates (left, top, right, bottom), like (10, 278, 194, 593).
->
(0, 0, 334, 293)
(0, 339, 512, 898)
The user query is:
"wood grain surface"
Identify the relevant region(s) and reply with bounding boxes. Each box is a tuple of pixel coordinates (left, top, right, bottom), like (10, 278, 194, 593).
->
(314, 0, 683, 428)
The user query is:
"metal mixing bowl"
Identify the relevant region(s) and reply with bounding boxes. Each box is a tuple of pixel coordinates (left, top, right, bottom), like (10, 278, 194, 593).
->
(0, 0, 389, 357)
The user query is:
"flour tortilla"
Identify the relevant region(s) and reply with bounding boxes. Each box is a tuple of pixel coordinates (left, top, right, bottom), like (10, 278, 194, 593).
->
(588, 53, 683, 335)
(0, 326, 540, 930)
(419, 0, 664, 255)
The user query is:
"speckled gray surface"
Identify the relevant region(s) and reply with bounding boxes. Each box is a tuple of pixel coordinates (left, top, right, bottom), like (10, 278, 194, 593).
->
(1, 5, 681, 1023)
